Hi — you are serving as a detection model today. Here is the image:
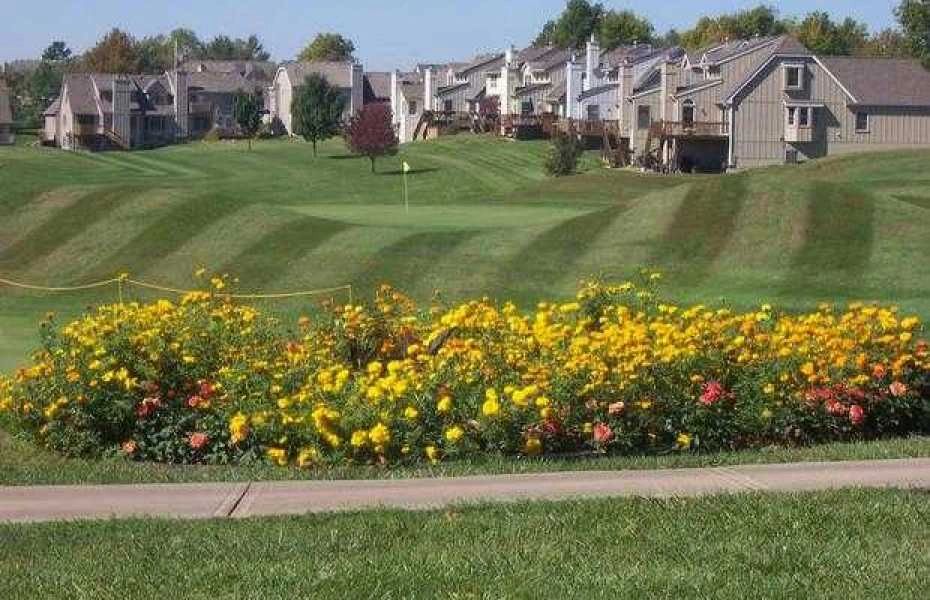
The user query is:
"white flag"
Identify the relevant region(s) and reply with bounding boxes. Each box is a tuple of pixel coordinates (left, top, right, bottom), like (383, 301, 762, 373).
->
(403, 161, 411, 173)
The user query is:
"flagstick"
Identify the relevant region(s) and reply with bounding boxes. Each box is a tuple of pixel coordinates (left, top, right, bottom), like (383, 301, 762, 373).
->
(403, 168, 409, 214)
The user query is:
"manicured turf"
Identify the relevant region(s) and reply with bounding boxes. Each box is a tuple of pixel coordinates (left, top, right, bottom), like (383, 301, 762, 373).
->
(3, 489, 929, 598)
(4, 136, 930, 372)
(2, 425, 929, 485)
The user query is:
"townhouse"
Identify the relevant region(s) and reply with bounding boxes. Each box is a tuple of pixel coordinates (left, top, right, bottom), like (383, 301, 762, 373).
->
(0, 79, 13, 144)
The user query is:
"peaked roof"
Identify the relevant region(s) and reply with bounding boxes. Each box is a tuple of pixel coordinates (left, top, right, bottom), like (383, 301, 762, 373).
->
(43, 96, 61, 116)
(719, 35, 812, 103)
(281, 62, 355, 88)
(188, 71, 263, 94)
(363, 72, 392, 101)
(818, 57, 930, 107)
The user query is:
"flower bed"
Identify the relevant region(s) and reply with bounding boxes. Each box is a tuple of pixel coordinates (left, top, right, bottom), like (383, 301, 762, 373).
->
(2, 276, 930, 468)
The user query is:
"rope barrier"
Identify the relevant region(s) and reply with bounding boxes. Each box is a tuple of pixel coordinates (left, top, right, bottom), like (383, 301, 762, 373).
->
(0, 275, 353, 304)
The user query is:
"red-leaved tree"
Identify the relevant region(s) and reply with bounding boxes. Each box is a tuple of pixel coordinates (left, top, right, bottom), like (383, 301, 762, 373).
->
(344, 103, 399, 173)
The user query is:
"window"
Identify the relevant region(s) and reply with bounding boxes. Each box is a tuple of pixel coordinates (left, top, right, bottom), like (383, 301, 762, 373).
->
(785, 65, 803, 90)
(785, 148, 799, 164)
(443, 100, 453, 113)
(637, 105, 651, 130)
(408, 101, 417, 116)
(855, 112, 869, 132)
(76, 114, 95, 126)
(586, 104, 600, 121)
(521, 100, 534, 115)
(787, 107, 796, 126)
(101, 90, 113, 102)
(799, 107, 810, 127)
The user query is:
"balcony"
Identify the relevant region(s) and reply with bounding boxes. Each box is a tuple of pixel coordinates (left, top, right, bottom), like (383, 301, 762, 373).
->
(652, 121, 728, 138)
(73, 123, 98, 136)
(784, 125, 813, 143)
(189, 102, 214, 115)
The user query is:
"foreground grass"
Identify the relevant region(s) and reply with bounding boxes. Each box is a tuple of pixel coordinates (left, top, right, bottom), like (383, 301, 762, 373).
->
(2, 426, 929, 485)
(3, 489, 929, 598)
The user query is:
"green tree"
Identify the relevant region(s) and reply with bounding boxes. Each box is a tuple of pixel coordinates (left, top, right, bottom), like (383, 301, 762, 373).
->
(298, 33, 356, 62)
(858, 28, 912, 57)
(291, 73, 346, 156)
(534, 0, 606, 49)
(544, 132, 583, 176)
(41, 41, 72, 62)
(793, 12, 869, 56)
(233, 91, 263, 150)
(599, 10, 655, 49)
(680, 5, 788, 49)
(82, 28, 141, 73)
(896, 0, 930, 64)
(202, 34, 270, 61)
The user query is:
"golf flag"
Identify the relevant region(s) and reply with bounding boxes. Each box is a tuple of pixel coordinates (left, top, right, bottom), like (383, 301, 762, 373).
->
(403, 161, 411, 173)
(402, 162, 410, 213)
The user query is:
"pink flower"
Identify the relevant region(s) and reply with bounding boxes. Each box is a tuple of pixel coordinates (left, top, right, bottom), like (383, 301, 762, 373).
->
(889, 381, 908, 398)
(849, 405, 865, 426)
(608, 401, 626, 416)
(825, 400, 848, 417)
(121, 440, 138, 455)
(187, 395, 204, 409)
(188, 432, 210, 450)
(699, 381, 726, 406)
(135, 397, 161, 419)
(592, 422, 615, 445)
(198, 380, 216, 399)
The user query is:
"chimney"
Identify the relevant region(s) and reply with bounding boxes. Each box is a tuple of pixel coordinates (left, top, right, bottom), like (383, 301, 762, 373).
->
(585, 35, 600, 92)
(499, 65, 512, 116)
(619, 62, 634, 134)
(660, 60, 679, 122)
(350, 63, 364, 116)
(173, 70, 189, 140)
(390, 70, 400, 124)
(566, 58, 585, 120)
(505, 44, 516, 66)
(112, 77, 132, 146)
(423, 67, 434, 111)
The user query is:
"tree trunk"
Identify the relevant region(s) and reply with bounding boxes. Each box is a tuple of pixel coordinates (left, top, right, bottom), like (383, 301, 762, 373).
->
(370, 156, 376, 173)
(248, 137, 252, 152)
(312, 140, 318, 157)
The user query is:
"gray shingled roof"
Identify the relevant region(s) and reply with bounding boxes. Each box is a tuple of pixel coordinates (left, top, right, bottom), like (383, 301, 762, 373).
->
(514, 83, 551, 98)
(719, 36, 812, 103)
(819, 57, 930, 107)
(181, 60, 276, 80)
(62, 74, 99, 114)
(690, 36, 781, 66)
(546, 80, 566, 102)
(282, 62, 354, 88)
(363, 72, 392, 101)
(188, 71, 263, 94)
(0, 81, 12, 123)
(43, 97, 61, 116)
(579, 82, 619, 100)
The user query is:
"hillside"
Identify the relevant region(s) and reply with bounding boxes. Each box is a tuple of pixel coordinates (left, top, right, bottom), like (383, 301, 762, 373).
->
(2, 135, 930, 370)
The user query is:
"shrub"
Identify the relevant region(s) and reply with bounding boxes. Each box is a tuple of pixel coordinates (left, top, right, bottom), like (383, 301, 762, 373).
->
(2, 275, 930, 468)
(544, 132, 583, 176)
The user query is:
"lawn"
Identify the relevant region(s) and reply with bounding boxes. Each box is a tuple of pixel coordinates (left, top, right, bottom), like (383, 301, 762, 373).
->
(3, 488, 929, 598)
(3, 135, 930, 373)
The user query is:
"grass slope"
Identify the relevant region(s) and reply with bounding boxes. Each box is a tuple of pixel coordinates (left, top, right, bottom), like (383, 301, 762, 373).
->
(3, 489, 930, 598)
(2, 136, 930, 372)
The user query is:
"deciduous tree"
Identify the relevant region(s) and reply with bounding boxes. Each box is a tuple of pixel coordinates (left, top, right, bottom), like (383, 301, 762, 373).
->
(291, 73, 346, 156)
(82, 28, 141, 73)
(344, 103, 398, 173)
(896, 0, 930, 65)
(298, 33, 356, 62)
(599, 10, 655, 49)
(233, 91, 263, 150)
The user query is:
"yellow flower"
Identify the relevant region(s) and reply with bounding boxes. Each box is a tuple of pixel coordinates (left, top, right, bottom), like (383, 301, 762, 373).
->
(369, 423, 391, 446)
(403, 406, 419, 420)
(425, 445, 440, 463)
(676, 432, 693, 449)
(763, 383, 775, 395)
(444, 425, 465, 444)
(266, 447, 287, 466)
(482, 389, 501, 418)
(350, 430, 369, 448)
(523, 436, 543, 456)
(437, 395, 453, 413)
(229, 412, 249, 444)
(297, 447, 320, 468)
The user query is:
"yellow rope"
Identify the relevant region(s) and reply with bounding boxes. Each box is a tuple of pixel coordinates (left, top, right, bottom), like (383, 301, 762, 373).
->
(0, 275, 353, 303)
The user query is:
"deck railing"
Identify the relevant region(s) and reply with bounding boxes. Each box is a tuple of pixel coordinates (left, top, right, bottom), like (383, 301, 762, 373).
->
(651, 121, 728, 137)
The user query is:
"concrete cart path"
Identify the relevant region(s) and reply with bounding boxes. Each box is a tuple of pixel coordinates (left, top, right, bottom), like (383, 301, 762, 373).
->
(2, 458, 929, 524)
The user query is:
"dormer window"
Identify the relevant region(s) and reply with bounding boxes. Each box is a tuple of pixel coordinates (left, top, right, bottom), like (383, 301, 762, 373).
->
(784, 64, 804, 91)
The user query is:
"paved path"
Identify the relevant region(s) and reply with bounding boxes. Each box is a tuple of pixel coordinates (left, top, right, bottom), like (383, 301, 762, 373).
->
(2, 458, 929, 524)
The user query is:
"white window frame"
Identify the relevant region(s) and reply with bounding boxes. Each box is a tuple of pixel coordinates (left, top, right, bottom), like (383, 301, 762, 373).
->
(784, 64, 804, 91)
(787, 106, 796, 126)
(637, 105, 651, 130)
(855, 111, 870, 133)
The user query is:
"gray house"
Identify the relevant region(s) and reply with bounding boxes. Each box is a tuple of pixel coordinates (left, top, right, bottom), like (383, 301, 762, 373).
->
(268, 61, 364, 135)
(0, 79, 13, 145)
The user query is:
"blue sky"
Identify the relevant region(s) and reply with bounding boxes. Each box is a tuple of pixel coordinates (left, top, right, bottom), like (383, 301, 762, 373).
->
(1, 1, 901, 70)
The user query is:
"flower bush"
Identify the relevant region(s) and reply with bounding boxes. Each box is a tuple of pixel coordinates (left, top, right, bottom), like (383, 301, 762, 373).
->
(3, 275, 930, 468)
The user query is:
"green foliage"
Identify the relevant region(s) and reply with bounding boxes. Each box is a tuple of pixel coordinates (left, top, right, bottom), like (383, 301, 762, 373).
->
(41, 41, 71, 62)
(201, 34, 270, 62)
(793, 11, 869, 56)
(896, 0, 930, 63)
(680, 5, 788, 49)
(233, 91, 263, 149)
(291, 73, 346, 156)
(297, 33, 356, 62)
(81, 28, 142, 73)
(534, 0, 606, 49)
(598, 10, 655, 49)
(544, 133, 583, 177)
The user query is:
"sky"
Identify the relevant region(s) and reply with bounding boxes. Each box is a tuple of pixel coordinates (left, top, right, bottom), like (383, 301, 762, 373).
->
(0, 1, 902, 70)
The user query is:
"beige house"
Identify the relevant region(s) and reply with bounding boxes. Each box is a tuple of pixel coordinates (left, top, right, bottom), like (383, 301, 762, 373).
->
(0, 79, 13, 145)
(566, 35, 930, 170)
(268, 61, 364, 135)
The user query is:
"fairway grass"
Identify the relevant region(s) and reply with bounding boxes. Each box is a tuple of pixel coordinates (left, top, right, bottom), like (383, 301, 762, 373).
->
(4, 137, 930, 373)
(3, 489, 929, 598)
